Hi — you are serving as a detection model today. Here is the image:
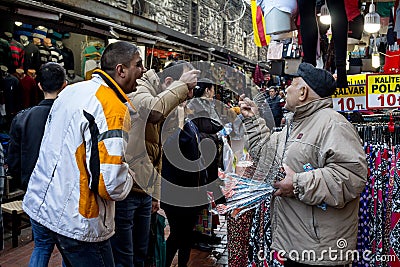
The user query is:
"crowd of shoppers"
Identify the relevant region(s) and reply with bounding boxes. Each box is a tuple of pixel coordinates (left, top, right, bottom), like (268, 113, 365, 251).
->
(5, 42, 367, 267)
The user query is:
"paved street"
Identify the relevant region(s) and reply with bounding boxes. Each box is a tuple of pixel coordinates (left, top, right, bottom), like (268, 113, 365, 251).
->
(0, 212, 228, 267)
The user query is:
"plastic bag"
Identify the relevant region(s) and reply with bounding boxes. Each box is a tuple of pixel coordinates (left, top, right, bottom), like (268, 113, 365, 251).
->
(222, 136, 234, 173)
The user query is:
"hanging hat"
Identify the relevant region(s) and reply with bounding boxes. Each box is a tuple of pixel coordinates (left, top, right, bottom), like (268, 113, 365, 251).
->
(16, 69, 24, 75)
(291, 63, 336, 98)
(43, 38, 52, 46)
(0, 65, 8, 72)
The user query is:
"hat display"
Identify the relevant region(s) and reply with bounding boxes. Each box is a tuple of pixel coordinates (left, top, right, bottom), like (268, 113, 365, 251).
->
(291, 62, 337, 98)
(16, 69, 24, 74)
(43, 38, 52, 46)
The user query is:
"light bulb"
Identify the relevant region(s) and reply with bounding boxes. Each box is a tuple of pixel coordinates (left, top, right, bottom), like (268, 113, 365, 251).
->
(320, 15, 331, 25)
(14, 21, 23, 27)
(364, 3, 381, 34)
(319, 4, 331, 25)
(372, 52, 380, 68)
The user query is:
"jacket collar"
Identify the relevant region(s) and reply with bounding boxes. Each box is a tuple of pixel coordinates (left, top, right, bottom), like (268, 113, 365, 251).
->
(38, 98, 55, 106)
(136, 69, 161, 95)
(92, 69, 135, 110)
(293, 97, 333, 121)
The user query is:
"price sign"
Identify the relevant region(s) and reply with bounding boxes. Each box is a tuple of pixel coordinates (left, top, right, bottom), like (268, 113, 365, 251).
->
(332, 74, 366, 111)
(367, 74, 400, 109)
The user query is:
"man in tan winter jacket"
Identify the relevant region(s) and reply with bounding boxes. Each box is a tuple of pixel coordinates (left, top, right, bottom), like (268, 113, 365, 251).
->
(239, 62, 367, 266)
(111, 60, 199, 267)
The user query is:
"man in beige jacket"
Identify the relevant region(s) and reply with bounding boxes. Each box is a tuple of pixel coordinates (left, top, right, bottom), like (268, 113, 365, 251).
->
(111, 61, 199, 267)
(239, 63, 367, 266)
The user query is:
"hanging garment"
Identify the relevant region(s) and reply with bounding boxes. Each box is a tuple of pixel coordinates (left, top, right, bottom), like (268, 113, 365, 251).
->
(48, 46, 64, 67)
(353, 124, 400, 267)
(19, 75, 39, 108)
(0, 38, 11, 70)
(355, 142, 373, 267)
(82, 45, 104, 76)
(23, 42, 41, 71)
(9, 39, 24, 71)
(38, 45, 50, 65)
(1, 74, 22, 116)
(61, 46, 74, 71)
(228, 209, 255, 267)
(84, 59, 100, 80)
(389, 144, 400, 266)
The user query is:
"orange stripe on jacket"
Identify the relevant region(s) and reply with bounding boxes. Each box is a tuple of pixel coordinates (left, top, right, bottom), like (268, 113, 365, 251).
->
(96, 141, 122, 200)
(96, 85, 131, 131)
(76, 142, 99, 218)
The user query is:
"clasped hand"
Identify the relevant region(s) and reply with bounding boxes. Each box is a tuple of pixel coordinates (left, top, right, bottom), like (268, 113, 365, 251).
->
(273, 164, 295, 197)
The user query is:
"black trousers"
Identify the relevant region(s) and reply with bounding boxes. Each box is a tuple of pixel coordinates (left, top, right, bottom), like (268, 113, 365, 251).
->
(285, 259, 349, 267)
(164, 208, 198, 267)
(298, 0, 348, 67)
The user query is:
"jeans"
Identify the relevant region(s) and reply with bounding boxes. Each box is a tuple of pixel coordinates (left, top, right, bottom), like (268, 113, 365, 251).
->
(30, 219, 112, 267)
(111, 192, 152, 267)
(29, 219, 58, 267)
(52, 231, 114, 267)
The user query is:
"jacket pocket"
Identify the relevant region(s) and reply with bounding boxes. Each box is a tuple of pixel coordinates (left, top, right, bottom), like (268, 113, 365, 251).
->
(311, 206, 320, 242)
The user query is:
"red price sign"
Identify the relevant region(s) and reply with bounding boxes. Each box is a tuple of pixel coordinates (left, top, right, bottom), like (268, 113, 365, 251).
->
(367, 74, 400, 109)
(333, 96, 366, 111)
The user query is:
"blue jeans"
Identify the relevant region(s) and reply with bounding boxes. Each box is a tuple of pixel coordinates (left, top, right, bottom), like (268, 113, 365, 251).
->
(111, 192, 152, 267)
(52, 230, 115, 267)
(30, 219, 59, 267)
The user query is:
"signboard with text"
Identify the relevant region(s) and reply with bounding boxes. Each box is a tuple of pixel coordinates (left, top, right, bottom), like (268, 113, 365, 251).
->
(332, 74, 367, 111)
(366, 74, 400, 109)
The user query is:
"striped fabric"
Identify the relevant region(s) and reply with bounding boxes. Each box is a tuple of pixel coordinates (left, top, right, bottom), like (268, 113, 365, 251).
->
(38, 45, 50, 65)
(9, 40, 24, 70)
(14, 23, 33, 39)
(251, 0, 270, 47)
(32, 26, 48, 40)
(48, 46, 64, 67)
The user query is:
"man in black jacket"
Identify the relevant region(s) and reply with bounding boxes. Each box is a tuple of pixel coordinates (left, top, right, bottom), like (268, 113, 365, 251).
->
(266, 86, 283, 127)
(7, 62, 66, 266)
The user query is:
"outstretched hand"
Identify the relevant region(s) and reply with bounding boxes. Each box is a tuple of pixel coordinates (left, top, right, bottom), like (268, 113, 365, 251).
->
(238, 94, 258, 118)
(179, 69, 201, 90)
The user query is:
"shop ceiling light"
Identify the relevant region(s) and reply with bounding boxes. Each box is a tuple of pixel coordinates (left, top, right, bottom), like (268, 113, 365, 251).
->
(14, 21, 23, 27)
(319, 2, 331, 25)
(364, 2, 380, 34)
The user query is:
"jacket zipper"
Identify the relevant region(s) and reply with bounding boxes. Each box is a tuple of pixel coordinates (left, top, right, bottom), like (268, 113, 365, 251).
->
(101, 199, 107, 228)
(38, 163, 58, 212)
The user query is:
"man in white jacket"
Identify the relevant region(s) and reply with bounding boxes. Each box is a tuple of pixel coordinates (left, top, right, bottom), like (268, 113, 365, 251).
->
(23, 41, 146, 267)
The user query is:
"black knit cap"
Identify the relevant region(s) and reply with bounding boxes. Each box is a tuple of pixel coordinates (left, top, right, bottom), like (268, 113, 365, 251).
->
(194, 78, 215, 98)
(291, 62, 337, 98)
